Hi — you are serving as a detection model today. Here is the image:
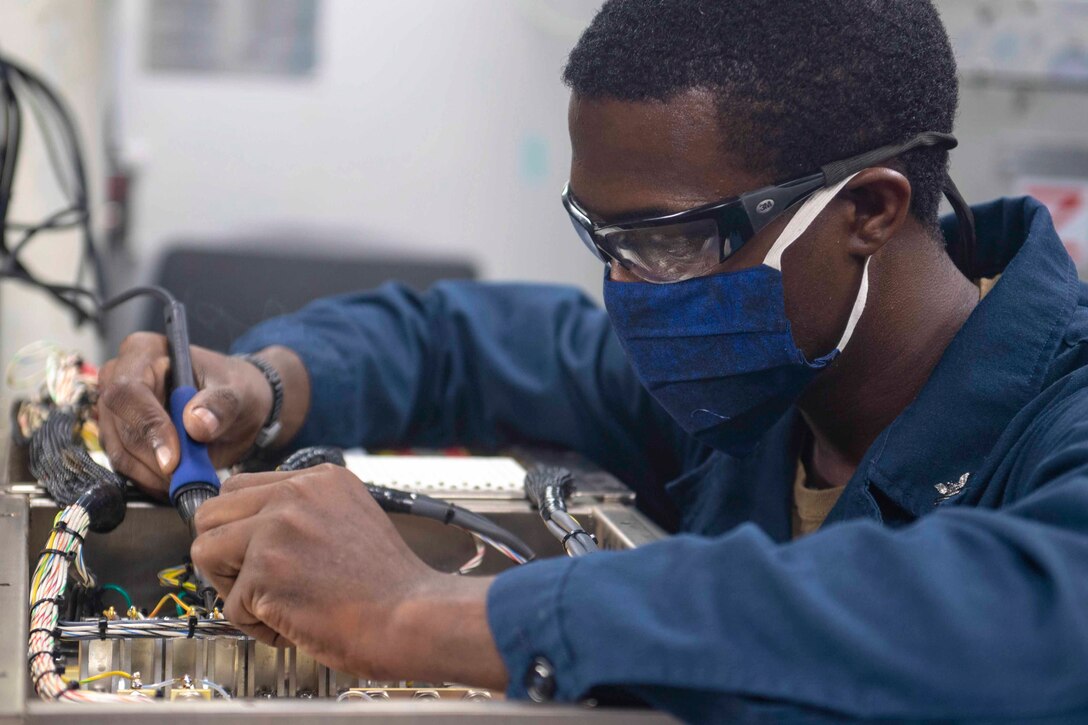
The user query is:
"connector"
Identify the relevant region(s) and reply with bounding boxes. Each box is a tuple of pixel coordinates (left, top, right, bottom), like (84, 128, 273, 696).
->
(524, 466, 575, 519)
(77, 481, 126, 533)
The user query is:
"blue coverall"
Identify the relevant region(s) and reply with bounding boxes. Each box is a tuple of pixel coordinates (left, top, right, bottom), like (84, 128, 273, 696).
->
(233, 197, 1088, 721)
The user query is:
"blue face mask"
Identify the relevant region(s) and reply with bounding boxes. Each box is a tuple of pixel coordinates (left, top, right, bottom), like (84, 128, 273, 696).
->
(604, 175, 868, 457)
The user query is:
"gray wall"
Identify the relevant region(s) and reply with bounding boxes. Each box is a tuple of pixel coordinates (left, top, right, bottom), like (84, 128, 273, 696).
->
(111, 0, 604, 300)
(109, 0, 1088, 304)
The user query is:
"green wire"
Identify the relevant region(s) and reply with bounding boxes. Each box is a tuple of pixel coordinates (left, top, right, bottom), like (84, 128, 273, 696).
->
(175, 589, 187, 617)
(100, 583, 132, 610)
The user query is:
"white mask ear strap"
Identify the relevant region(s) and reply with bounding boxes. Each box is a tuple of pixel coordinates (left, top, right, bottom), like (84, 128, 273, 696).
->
(760, 170, 869, 352)
(835, 257, 869, 351)
(763, 172, 858, 272)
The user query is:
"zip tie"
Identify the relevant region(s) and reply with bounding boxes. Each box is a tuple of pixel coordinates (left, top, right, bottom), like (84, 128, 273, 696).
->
(38, 547, 76, 560)
(560, 529, 591, 546)
(32, 666, 66, 690)
(29, 596, 64, 615)
(27, 626, 60, 639)
(52, 521, 84, 543)
(27, 648, 60, 664)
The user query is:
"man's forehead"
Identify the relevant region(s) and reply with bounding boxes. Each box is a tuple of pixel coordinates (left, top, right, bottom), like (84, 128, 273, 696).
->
(567, 90, 768, 221)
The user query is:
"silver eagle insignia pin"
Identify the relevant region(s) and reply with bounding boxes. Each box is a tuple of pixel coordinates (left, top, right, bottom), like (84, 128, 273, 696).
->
(935, 472, 970, 504)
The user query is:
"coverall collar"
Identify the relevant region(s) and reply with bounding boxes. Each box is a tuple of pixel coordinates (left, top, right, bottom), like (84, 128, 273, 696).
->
(832, 196, 1081, 523)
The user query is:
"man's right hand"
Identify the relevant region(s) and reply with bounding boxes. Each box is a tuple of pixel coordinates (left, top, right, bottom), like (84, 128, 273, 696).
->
(98, 333, 308, 499)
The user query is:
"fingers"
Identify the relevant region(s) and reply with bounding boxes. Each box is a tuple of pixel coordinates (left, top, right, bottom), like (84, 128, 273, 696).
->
(101, 336, 274, 476)
(191, 515, 262, 599)
(183, 386, 244, 443)
(223, 569, 294, 648)
(196, 469, 330, 536)
(99, 379, 178, 473)
(98, 335, 180, 483)
(97, 412, 168, 497)
(193, 481, 285, 534)
(219, 468, 308, 494)
(192, 513, 299, 650)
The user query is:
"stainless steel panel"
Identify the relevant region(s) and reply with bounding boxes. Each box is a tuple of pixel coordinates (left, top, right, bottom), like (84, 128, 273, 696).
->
(0, 494, 28, 722)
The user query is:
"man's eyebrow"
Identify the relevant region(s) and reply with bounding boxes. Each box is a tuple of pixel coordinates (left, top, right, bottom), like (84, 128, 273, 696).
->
(572, 193, 681, 224)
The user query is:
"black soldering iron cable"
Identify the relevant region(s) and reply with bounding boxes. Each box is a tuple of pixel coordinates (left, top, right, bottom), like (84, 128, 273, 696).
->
(279, 446, 537, 563)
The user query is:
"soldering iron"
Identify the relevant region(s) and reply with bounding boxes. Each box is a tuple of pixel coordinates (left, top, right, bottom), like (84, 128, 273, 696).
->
(80, 286, 223, 538)
(162, 299, 221, 536)
(158, 296, 221, 610)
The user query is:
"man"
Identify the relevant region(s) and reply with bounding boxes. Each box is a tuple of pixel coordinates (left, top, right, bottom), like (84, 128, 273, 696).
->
(98, 0, 1088, 720)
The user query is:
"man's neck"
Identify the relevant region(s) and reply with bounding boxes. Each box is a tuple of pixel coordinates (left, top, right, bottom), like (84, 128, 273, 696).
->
(798, 233, 980, 489)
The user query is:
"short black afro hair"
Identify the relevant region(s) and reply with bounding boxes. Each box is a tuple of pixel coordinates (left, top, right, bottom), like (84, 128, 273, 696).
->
(564, 0, 959, 226)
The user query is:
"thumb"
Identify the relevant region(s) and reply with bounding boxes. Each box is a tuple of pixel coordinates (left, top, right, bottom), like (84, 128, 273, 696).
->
(99, 382, 180, 477)
(183, 387, 244, 443)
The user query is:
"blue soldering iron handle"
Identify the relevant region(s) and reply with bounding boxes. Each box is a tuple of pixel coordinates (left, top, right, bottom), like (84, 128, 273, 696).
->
(168, 385, 220, 535)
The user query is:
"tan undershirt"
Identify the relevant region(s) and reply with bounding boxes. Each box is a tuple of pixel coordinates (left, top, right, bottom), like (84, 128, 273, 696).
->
(791, 464, 846, 537)
(789, 274, 1001, 538)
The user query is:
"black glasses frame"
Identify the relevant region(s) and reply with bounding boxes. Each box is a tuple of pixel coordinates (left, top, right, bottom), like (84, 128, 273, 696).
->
(562, 171, 825, 266)
(561, 131, 968, 282)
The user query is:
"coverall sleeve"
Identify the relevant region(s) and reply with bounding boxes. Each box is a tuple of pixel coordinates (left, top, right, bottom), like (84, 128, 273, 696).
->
(230, 280, 690, 519)
(487, 382, 1088, 721)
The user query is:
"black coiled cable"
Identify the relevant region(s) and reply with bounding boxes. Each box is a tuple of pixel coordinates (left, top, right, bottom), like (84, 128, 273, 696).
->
(278, 445, 346, 470)
(279, 446, 536, 563)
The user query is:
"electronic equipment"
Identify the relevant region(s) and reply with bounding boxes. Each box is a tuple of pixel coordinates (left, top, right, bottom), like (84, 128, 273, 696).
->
(3, 402, 667, 721)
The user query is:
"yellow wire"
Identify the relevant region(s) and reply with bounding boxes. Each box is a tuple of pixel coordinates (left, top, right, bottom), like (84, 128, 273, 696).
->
(77, 670, 133, 685)
(157, 566, 198, 592)
(147, 592, 192, 618)
(148, 593, 170, 618)
(80, 423, 99, 451)
(32, 512, 85, 595)
(30, 537, 51, 594)
(30, 528, 60, 596)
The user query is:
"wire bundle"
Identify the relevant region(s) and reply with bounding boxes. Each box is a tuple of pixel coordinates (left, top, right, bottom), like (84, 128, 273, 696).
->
(8, 347, 124, 515)
(28, 409, 124, 508)
(458, 534, 488, 575)
(524, 466, 599, 557)
(56, 618, 243, 641)
(27, 502, 134, 703)
(43, 351, 96, 408)
(10, 345, 99, 445)
(157, 564, 198, 594)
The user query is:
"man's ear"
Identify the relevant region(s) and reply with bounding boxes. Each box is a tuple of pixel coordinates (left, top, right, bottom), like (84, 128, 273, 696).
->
(841, 167, 912, 257)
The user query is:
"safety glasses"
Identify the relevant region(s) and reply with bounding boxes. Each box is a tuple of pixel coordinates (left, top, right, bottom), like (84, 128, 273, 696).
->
(563, 131, 966, 284)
